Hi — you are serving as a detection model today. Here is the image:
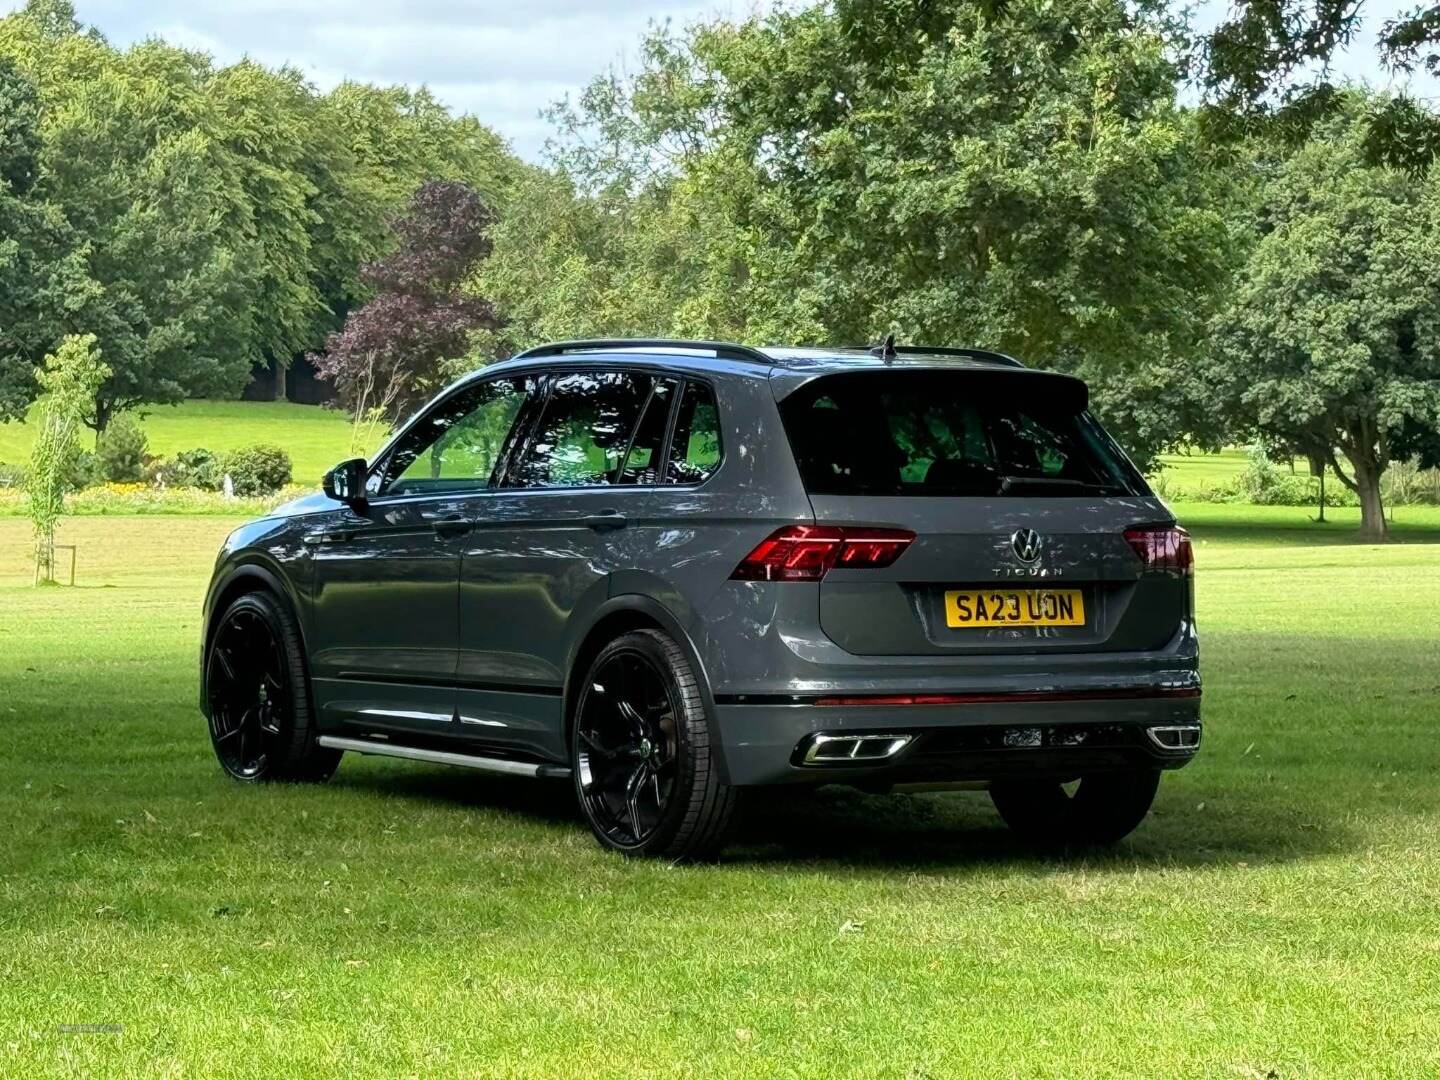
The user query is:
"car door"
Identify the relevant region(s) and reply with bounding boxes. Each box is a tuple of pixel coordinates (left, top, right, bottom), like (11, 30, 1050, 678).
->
(452, 368, 660, 761)
(307, 375, 538, 737)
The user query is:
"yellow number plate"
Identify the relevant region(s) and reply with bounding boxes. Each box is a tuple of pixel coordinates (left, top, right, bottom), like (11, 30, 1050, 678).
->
(944, 589, 1085, 628)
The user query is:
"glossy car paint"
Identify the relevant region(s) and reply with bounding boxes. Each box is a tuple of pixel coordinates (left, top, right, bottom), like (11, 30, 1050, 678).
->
(202, 348, 1200, 787)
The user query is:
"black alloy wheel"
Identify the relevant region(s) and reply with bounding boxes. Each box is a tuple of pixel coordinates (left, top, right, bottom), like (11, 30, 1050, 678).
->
(205, 592, 339, 783)
(572, 630, 738, 859)
(575, 649, 679, 847)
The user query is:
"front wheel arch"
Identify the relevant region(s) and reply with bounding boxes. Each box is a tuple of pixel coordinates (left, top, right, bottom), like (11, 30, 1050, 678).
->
(202, 564, 310, 715)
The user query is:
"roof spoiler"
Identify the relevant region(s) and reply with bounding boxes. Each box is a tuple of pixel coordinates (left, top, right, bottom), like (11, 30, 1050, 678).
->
(864, 339, 1025, 368)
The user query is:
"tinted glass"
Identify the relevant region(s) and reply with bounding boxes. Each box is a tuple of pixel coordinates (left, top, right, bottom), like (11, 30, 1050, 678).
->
(617, 378, 677, 485)
(508, 371, 653, 488)
(779, 372, 1144, 497)
(663, 381, 722, 485)
(377, 377, 534, 496)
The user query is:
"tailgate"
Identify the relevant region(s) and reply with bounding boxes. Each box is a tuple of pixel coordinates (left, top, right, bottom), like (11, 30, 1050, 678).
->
(812, 495, 1184, 655)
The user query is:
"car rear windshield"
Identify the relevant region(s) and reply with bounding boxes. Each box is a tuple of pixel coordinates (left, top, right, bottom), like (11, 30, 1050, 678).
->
(778, 371, 1147, 497)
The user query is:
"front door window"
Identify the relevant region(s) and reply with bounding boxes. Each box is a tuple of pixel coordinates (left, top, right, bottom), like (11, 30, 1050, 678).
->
(372, 376, 536, 497)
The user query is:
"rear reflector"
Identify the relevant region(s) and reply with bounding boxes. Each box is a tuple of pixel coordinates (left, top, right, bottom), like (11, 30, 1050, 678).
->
(730, 525, 915, 582)
(1124, 525, 1193, 575)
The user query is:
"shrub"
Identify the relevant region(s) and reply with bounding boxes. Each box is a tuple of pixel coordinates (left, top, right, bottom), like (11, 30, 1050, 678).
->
(1383, 458, 1440, 506)
(1188, 482, 1244, 504)
(222, 444, 293, 496)
(0, 482, 311, 516)
(147, 448, 224, 490)
(1237, 443, 1280, 500)
(0, 461, 26, 489)
(63, 449, 101, 491)
(96, 415, 149, 482)
(1249, 473, 1319, 505)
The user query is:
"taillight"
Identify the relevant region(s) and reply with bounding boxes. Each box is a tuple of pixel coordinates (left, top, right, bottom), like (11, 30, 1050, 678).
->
(730, 525, 916, 582)
(1124, 525, 1193, 575)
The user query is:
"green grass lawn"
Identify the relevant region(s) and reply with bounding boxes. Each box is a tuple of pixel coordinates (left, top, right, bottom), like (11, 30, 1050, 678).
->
(0, 400, 366, 489)
(3, 505, 1439, 1077)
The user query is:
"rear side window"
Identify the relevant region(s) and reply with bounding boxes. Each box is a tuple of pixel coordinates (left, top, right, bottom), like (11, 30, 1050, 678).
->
(508, 371, 652, 488)
(779, 372, 1144, 497)
(664, 381, 722, 485)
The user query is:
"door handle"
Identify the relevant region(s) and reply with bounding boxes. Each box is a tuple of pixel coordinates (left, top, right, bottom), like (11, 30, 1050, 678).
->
(302, 528, 355, 545)
(423, 512, 474, 538)
(582, 511, 628, 532)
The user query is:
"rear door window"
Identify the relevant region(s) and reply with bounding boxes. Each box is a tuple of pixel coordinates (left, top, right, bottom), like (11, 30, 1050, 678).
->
(617, 378, 678, 485)
(779, 372, 1144, 497)
(507, 371, 653, 488)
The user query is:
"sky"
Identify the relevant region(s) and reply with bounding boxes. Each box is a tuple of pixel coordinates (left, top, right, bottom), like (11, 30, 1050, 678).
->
(4, 0, 1437, 162)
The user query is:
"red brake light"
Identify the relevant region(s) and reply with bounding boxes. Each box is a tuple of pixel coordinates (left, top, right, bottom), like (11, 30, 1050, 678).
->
(731, 525, 916, 582)
(1124, 526, 1193, 575)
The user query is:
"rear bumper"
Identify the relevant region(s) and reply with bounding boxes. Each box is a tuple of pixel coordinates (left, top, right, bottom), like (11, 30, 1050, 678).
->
(714, 690, 1201, 786)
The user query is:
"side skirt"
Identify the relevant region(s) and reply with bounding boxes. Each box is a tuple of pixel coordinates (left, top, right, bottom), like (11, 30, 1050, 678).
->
(316, 735, 573, 779)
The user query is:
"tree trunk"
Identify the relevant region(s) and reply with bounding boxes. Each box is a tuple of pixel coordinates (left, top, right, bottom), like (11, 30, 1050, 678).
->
(1353, 457, 1387, 541)
(274, 358, 288, 402)
(1317, 467, 1326, 523)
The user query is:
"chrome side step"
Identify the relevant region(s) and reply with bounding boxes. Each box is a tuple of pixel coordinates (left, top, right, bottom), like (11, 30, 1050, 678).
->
(317, 736, 572, 779)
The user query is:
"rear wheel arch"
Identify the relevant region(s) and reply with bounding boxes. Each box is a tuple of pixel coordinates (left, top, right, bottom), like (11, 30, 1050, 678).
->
(563, 597, 720, 762)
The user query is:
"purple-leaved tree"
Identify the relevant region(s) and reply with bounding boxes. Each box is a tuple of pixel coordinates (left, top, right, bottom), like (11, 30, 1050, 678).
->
(311, 180, 501, 436)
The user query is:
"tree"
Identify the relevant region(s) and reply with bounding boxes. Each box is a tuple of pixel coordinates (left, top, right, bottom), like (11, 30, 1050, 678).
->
(0, 55, 75, 422)
(25, 333, 108, 582)
(311, 180, 502, 430)
(1207, 99, 1440, 540)
(1197, 0, 1440, 170)
(204, 61, 327, 401)
(1, 11, 257, 429)
(484, 0, 1236, 466)
(0, 1, 523, 422)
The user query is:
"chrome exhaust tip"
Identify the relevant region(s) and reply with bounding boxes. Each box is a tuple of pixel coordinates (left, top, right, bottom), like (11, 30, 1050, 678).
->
(799, 733, 914, 765)
(1145, 724, 1202, 752)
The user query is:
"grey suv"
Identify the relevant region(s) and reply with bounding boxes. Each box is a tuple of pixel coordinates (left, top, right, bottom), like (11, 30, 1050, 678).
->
(201, 339, 1200, 859)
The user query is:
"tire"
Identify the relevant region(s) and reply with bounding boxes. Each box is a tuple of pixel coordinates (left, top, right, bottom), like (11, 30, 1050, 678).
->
(571, 629, 739, 860)
(205, 591, 341, 784)
(989, 769, 1161, 846)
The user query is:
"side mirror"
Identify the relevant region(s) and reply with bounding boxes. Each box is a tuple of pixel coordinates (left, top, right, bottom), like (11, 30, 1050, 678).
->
(323, 458, 369, 508)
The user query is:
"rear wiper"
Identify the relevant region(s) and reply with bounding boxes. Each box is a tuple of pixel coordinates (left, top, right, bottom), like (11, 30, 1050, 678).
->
(997, 475, 1125, 496)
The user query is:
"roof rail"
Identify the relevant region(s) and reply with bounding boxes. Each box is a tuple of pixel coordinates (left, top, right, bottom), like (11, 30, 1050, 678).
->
(513, 338, 773, 366)
(862, 342, 1025, 369)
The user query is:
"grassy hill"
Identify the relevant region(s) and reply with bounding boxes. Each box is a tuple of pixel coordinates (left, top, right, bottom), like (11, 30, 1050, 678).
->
(0, 400, 364, 489)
